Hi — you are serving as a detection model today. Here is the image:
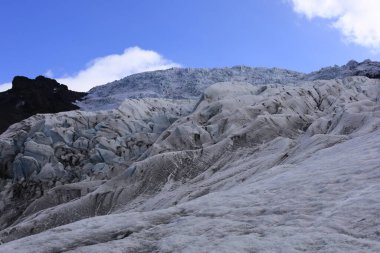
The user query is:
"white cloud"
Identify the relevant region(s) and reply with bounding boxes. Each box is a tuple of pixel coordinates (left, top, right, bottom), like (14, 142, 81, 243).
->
(58, 47, 180, 92)
(0, 82, 12, 92)
(44, 69, 54, 78)
(0, 47, 180, 93)
(290, 0, 380, 51)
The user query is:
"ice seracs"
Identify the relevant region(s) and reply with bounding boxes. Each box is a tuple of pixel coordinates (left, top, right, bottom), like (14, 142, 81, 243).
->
(0, 98, 195, 231)
(304, 59, 380, 80)
(76, 66, 304, 111)
(76, 60, 380, 112)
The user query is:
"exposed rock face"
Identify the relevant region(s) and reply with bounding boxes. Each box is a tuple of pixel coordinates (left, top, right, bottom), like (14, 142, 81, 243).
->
(0, 76, 86, 134)
(1, 75, 380, 252)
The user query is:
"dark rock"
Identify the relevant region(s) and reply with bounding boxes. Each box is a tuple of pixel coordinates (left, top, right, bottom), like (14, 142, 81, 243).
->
(0, 76, 86, 134)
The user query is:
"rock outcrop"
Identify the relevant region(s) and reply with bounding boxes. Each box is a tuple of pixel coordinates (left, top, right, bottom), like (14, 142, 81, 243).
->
(0, 76, 86, 134)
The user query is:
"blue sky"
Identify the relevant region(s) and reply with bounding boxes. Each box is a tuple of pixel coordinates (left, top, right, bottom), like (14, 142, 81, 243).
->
(1, 0, 379, 91)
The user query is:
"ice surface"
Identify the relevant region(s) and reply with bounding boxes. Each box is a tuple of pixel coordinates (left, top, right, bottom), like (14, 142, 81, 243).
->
(1, 110, 380, 252)
(0, 68, 380, 252)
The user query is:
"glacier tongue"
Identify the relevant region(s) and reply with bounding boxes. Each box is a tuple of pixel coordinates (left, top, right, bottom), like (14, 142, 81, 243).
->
(0, 76, 380, 252)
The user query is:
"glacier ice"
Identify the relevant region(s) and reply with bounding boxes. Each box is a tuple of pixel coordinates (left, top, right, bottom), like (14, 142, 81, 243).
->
(0, 65, 380, 252)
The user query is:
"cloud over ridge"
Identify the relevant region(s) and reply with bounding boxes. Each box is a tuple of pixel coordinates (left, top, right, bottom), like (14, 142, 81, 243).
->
(58, 47, 180, 92)
(0, 47, 180, 92)
(0, 83, 12, 92)
(290, 0, 380, 51)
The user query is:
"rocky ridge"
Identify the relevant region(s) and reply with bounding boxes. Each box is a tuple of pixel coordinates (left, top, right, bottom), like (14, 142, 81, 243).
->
(0, 76, 86, 134)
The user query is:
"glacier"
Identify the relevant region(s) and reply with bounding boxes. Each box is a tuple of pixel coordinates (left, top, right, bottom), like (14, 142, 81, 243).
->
(76, 60, 380, 111)
(0, 62, 380, 252)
